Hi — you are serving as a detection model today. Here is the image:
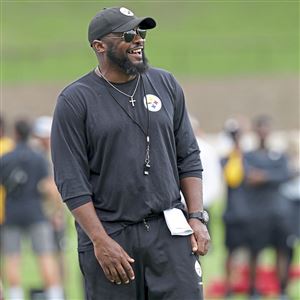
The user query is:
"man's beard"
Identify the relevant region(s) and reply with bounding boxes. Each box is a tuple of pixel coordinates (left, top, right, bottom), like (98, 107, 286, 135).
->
(106, 45, 149, 76)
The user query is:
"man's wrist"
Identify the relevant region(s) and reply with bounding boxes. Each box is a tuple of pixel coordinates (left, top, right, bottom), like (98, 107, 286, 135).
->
(92, 230, 109, 246)
(188, 210, 209, 225)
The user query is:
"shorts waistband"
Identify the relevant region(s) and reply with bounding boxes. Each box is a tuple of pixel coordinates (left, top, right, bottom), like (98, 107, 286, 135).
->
(142, 212, 164, 221)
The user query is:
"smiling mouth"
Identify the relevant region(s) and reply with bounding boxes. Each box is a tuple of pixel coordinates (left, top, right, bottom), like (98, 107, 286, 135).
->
(127, 48, 143, 55)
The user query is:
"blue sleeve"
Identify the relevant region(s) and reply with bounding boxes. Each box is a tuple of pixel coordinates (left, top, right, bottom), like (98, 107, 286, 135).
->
(0, 154, 10, 185)
(244, 152, 291, 185)
(265, 154, 291, 184)
(37, 154, 49, 180)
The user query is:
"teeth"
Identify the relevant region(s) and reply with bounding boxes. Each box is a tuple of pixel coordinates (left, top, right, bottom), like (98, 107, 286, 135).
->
(129, 49, 142, 54)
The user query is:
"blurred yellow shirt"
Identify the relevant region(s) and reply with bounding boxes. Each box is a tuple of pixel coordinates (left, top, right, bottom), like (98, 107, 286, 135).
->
(0, 136, 14, 224)
(223, 149, 244, 188)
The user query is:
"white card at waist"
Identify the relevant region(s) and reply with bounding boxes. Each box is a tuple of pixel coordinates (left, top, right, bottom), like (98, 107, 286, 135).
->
(163, 208, 193, 236)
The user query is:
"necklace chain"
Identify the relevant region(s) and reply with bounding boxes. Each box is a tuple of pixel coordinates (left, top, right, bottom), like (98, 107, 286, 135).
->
(96, 67, 140, 107)
(95, 67, 151, 175)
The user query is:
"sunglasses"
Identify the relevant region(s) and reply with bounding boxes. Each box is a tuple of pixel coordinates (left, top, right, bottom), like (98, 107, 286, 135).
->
(108, 28, 147, 43)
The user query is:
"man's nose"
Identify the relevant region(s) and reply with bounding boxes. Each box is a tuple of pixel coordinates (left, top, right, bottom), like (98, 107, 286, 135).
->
(133, 33, 145, 43)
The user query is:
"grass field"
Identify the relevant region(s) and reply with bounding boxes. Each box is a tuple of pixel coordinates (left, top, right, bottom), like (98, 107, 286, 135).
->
(1, 200, 299, 300)
(2, 1, 299, 83)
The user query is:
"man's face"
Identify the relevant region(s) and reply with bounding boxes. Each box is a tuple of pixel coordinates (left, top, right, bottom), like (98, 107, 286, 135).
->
(255, 122, 271, 142)
(103, 29, 149, 75)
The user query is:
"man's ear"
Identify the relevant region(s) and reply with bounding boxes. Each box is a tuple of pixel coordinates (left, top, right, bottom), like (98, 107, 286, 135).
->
(92, 40, 106, 54)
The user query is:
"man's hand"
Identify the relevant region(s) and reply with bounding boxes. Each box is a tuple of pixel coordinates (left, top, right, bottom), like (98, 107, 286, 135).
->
(93, 235, 135, 285)
(71, 202, 135, 285)
(188, 218, 210, 256)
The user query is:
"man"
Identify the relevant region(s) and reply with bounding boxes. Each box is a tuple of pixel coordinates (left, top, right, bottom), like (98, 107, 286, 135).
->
(0, 116, 14, 300)
(244, 115, 292, 300)
(0, 116, 14, 225)
(51, 7, 210, 300)
(33, 116, 67, 284)
(0, 119, 64, 300)
(221, 119, 251, 297)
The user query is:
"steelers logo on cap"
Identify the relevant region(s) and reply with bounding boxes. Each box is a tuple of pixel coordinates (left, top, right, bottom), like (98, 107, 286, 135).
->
(144, 94, 162, 112)
(120, 7, 134, 16)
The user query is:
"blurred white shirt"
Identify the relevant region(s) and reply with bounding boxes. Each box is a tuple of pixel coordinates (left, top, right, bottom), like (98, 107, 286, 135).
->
(197, 137, 223, 208)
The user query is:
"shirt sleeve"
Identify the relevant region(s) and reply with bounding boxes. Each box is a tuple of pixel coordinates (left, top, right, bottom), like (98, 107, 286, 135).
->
(172, 76, 203, 179)
(0, 154, 9, 186)
(38, 154, 49, 180)
(51, 93, 92, 210)
(265, 154, 291, 184)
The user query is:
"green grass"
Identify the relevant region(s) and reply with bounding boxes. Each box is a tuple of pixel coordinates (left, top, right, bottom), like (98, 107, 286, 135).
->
(1, 1, 299, 83)
(2, 200, 300, 300)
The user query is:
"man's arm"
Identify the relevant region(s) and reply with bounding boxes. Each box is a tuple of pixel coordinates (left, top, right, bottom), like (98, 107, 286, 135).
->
(180, 177, 210, 256)
(71, 202, 135, 285)
(169, 77, 210, 255)
(51, 96, 134, 285)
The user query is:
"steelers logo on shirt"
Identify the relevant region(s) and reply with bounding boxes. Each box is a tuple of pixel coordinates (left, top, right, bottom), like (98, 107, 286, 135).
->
(144, 94, 162, 112)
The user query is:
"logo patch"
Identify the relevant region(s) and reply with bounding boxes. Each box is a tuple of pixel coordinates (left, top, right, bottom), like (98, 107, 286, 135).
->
(194, 260, 202, 278)
(144, 94, 162, 112)
(120, 7, 134, 16)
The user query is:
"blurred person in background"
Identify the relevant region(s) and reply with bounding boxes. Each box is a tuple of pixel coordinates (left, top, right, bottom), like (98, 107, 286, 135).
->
(0, 116, 14, 300)
(33, 116, 67, 284)
(0, 116, 14, 225)
(221, 118, 251, 298)
(189, 114, 223, 233)
(244, 115, 293, 300)
(0, 116, 14, 156)
(279, 137, 300, 271)
(51, 6, 210, 300)
(0, 119, 64, 300)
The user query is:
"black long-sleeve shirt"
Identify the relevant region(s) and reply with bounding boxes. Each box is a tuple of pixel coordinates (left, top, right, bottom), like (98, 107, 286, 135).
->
(51, 67, 202, 251)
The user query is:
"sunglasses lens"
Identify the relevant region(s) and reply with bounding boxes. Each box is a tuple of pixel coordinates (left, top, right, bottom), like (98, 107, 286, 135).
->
(138, 29, 147, 39)
(123, 30, 136, 43)
(123, 29, 147, 42)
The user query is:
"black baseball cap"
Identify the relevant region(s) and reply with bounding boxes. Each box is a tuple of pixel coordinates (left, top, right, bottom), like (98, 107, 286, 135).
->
(88, 7, 156, 44)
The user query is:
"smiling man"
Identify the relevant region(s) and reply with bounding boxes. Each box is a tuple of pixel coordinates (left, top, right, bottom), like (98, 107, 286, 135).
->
(51, 7, 210, 300)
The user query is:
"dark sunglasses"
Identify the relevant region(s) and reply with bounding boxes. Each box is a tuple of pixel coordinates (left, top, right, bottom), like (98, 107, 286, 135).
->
(109, 28, 147, 43)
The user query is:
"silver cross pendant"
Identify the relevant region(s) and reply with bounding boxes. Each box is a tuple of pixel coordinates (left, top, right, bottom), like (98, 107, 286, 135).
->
(129, 96, 136, 107)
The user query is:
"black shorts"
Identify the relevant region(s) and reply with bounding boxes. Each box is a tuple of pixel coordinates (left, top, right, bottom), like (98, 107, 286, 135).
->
(78, 216, 203, 300)
(224, 222, 250, 252)
(247, 216, 291, 253)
